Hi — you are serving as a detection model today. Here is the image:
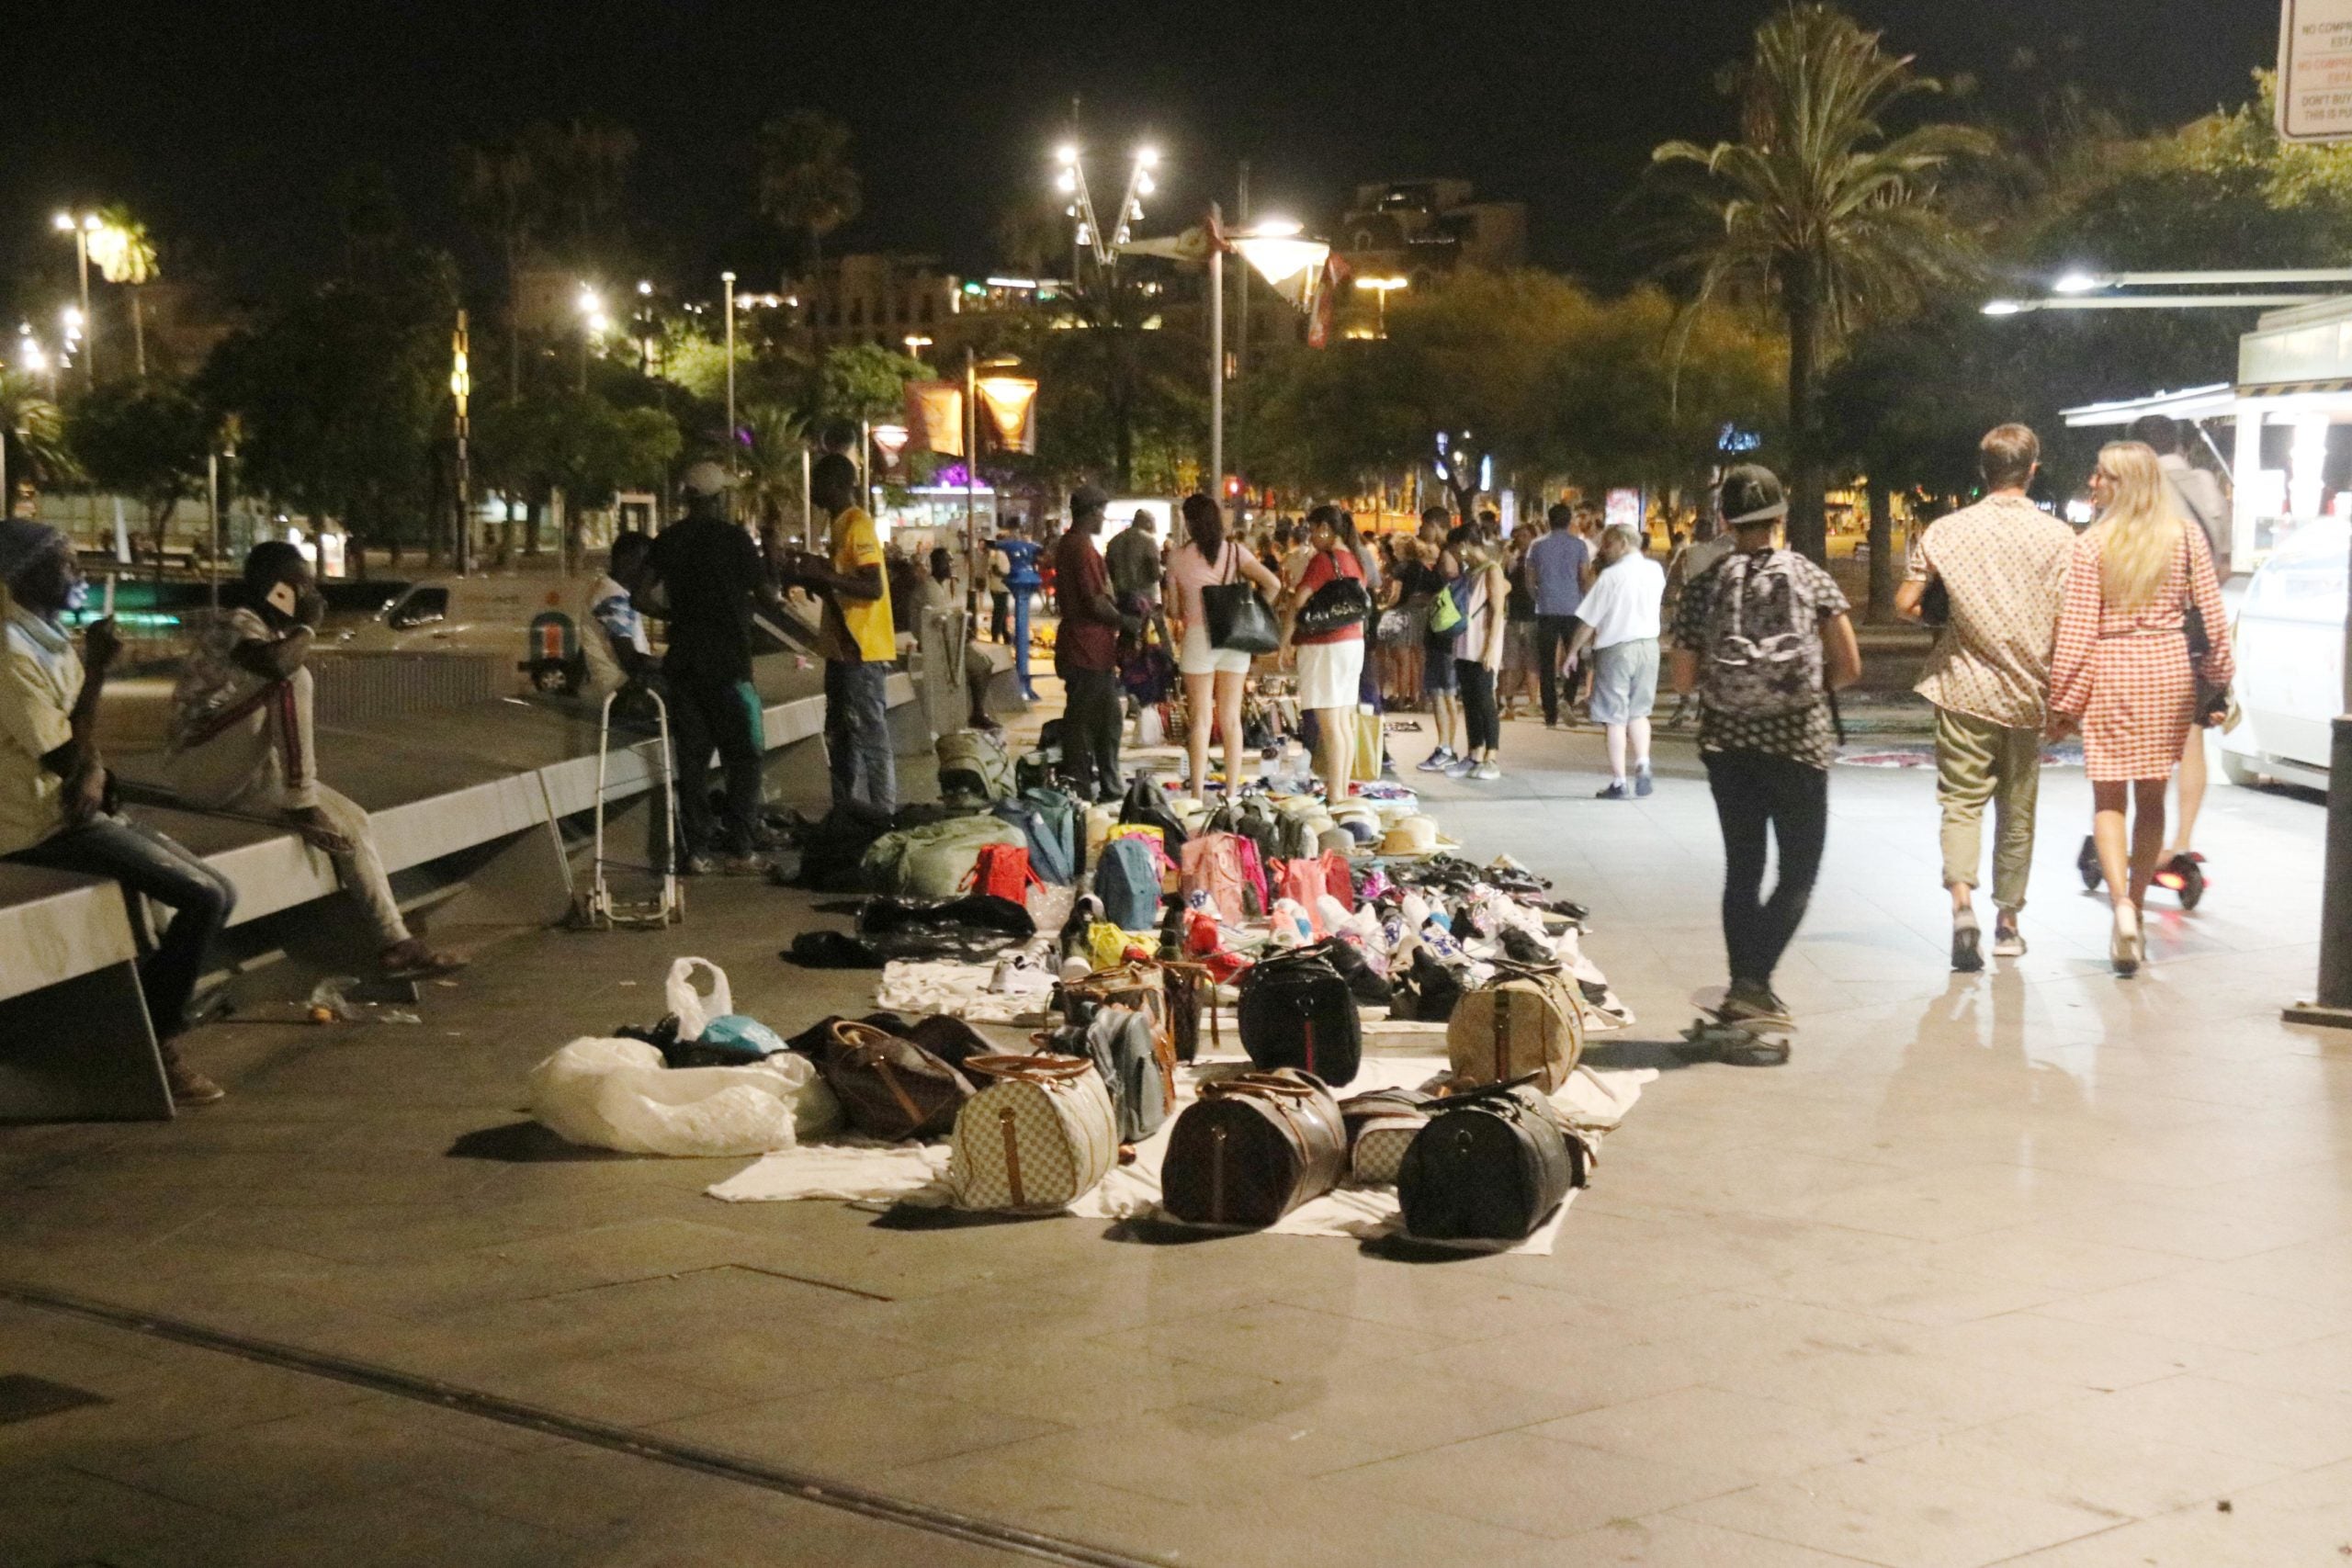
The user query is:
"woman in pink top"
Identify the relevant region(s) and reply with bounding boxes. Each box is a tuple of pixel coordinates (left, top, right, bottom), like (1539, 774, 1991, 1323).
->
(1166, 493, 1283, 800)
(1285, 505, 1370, 802)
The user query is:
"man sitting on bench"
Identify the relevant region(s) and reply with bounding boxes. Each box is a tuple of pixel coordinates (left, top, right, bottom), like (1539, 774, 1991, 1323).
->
(0, 520, 233, 1105)
(166, 542, 464, 980)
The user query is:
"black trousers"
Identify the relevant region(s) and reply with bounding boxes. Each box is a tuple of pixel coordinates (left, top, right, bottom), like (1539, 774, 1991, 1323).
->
(670, 671, 763, 857)
(1535, 615, 1579, 724)
(989, 591, 1011, 643)
(1702, 749, 1829, 987)
(1456, 660, 1500, 752)
(1058, 662, 1124, 800)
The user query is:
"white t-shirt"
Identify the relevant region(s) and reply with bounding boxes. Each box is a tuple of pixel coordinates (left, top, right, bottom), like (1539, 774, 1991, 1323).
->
(581, 575, 649, 694)
(1574, 554, 1667, 649)
(0, 603, 81, 856)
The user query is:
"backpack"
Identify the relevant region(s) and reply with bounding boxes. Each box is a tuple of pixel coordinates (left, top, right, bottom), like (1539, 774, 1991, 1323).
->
(1180, 830, 1258, 923)
(861, 816, 1027, 897)
(1699, 551, 1825, 720)
(1235, 940, 1363, 1087)
(1318, 851, 1357, 912)
(1426, 575, 1468, 635)
(1274, 811, 1321, 862)
(1273, 859, 1329, 931)
(993, 797, 1074, 885)
(1020, 785, 1084, 880)
(1063, 1002, 1175, 1144)
(937, 728, 1014, 806)
(1211, 795, 1280, 870)
(1094, 838, 1164, 930)
(1118, 773, 1190, 853)
(965, 841, 1043, 906)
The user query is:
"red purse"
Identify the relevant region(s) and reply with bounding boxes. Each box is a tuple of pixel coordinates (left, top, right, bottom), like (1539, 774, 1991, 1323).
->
(965, 842, 1042, 905)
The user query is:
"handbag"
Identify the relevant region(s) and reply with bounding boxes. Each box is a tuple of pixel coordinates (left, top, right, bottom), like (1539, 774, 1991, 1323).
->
(1234, 940, 1363, 1087)
(1447, 960, 1585, 1093)
(1339, 1086, 1436, 1187)
(1295, 551, 1373, 639)
(813, 1020, 975, 1141)
(1917, 575, 1951, 628)
(1200, 543, 1281, 655)
(946, 1054, 1119, 1213)
(1396, 1080, 1591, 1241)
(1159, 1068, 1347, 1227)
(2184, 599, 2233, 730)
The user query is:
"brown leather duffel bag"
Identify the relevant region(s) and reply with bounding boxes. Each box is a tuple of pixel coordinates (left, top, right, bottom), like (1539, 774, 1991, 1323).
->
(816, 1020, 975, 1142)
(1159, 1068, 1346, 1228)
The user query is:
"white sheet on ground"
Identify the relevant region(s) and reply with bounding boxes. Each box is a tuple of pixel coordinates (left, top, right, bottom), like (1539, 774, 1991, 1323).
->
(707, 1055, 1654, 1257)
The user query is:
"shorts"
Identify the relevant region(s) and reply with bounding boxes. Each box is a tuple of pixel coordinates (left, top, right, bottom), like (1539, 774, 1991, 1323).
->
(1503, 619, 1536, 674)
(1421, 642, 1458, 694)
(1295, 637, 1366, 711)
(1178, 622, 1253, 677)
(1589, 637, 1660, 726)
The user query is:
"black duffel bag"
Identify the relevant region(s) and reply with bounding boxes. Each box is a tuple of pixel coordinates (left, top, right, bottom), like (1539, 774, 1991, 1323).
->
(1396, 1080, 1590, 1242)
(1159, 1068, 1347, 1228)
(1235, 941, 1362, 1087)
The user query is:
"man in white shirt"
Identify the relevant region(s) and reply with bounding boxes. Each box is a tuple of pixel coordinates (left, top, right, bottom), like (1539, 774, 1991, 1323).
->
(1564, 525, 1668, 798)
(581, 531, 655, 696)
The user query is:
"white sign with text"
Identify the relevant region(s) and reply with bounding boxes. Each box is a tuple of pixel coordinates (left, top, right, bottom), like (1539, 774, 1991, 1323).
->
(2281, 0, 2352, 141)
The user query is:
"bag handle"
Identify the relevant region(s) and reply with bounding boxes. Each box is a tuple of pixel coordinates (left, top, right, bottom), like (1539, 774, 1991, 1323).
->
(1202, 1071, 1324, 1102)
(967, 1052, 1093, 1084)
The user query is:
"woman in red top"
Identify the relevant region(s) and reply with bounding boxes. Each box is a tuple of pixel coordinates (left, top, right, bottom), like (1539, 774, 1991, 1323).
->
(1284, 505, 1368, 802)
(2049, 441, 2233, 976)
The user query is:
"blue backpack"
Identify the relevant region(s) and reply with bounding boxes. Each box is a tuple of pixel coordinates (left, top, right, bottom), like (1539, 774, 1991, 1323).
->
(1021, 786, 1083, 881)
(1094, 838, 1162, 931)
(994, 798, 1075, 885)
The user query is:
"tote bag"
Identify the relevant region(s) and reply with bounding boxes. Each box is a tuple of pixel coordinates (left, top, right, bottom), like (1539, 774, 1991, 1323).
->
(1199, 543, 1280, 655)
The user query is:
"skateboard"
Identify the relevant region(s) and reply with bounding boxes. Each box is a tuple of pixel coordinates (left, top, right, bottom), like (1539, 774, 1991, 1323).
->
(1679, 987, 1793, 1065)
(2076, 836, 2206, 910)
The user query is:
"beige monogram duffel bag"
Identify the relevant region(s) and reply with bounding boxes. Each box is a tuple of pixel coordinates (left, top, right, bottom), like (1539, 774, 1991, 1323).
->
(947, 1054, 1119, 1213)
(1446, 961, 1584, 1092)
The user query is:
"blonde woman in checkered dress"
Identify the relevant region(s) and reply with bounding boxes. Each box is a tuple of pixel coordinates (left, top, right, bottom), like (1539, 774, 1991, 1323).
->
(2049, 442, 2233, 976)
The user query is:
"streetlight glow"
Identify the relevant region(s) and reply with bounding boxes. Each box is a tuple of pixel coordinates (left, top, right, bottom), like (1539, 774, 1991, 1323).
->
(1056, 144, 1079, 165)
(1135, 146, 1159, 169)
(2052, 272, 2103, 295)
(636, 279, 653, 296)
(1241, 217, 1305, 238)
(83, 214, 100, 232)
(19, 342, 45, 374)
(1981, 299, 2027, 316)
(51, 212, 74, 232)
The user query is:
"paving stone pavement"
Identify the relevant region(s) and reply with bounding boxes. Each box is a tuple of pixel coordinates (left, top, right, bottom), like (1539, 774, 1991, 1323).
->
(3, 711, 2349, 1567)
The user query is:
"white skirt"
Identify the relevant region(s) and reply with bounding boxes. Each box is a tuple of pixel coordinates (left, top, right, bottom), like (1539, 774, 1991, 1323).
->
(1178, 622, 1253, 677)
(1295, 637, 1365, 711)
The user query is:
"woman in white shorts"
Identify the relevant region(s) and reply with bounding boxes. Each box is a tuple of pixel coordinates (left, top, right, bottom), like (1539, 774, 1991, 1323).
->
(1165, 493, 1284, 800)
(1286, 505, 1372, 803)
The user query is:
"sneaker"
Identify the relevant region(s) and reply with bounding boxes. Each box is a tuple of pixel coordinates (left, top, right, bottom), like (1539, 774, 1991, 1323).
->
(682, 853, 718, 876)
(159, 1043, 224, 1106)
(1951, 910, 1984, 974)
(1634, 768, 1654, 798)
(1718, 980, 1793, 1027)
(1470, 761, 1501, 782)
(1992, 918, 2027, 959)
(1595, 780, 1630, 800)
(714, 852, 773, 876)
(1416, 747, 1459, 773)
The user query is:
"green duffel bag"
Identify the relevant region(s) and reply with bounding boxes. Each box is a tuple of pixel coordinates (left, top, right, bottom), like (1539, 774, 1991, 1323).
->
(862, 815, 1028, 897)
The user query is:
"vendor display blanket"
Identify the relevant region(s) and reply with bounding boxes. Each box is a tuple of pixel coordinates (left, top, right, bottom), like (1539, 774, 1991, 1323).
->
(707, 1055, 1654, 1257)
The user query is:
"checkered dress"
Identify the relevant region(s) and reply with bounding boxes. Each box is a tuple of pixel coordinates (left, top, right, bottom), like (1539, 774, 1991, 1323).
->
(2048, 525, 2233, 784)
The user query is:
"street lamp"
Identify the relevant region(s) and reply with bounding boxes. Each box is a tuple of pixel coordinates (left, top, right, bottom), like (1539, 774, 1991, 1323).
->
(574, 285, 604, 391)
(51, 212, 97, 386)
(1056, 141, 1160, 273)
(1355, 274, 1408, 336)
(904, 333, 933, 361)
(720, 271, 738, 477)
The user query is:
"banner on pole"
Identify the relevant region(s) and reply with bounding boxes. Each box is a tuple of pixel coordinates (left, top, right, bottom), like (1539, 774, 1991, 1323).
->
(905, 380, 965, 457)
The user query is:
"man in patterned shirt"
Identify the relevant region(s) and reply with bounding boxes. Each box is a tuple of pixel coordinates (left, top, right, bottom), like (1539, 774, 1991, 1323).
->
(1670, 466, 1862, 1031)
(1896, 424, 2074, 971)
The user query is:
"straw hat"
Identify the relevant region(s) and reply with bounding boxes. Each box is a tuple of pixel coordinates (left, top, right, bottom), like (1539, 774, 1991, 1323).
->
(1379, 815, 1444, 856)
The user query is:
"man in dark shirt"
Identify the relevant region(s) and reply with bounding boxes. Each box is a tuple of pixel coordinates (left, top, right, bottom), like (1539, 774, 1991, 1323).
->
(641, 461, 787, 873)
(1051, 485, 1133, 801)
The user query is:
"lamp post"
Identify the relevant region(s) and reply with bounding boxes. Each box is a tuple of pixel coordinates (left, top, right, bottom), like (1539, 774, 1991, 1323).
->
(1056, 141, 1158, 279)
(903, 333, 932, 363)
(51, 212, 97, 387)
(574, 285, 605, 392)
(721, 271, 738, 478)
(452, 310, 472, 576)
(1356, 274, 1408, 337)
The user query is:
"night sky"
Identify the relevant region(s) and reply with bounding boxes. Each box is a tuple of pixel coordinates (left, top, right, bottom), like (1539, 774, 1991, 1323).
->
(1, 0, 2282, 304)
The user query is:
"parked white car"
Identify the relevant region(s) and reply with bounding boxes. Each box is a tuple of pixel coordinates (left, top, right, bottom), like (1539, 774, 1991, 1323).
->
(2222, 517, 2346, 790)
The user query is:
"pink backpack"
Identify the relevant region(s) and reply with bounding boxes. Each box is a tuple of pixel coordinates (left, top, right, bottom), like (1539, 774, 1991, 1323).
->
(1181, 831, 1255, 923)
(1318, 851, 1356, 913)
(1273, 858, 1329, 934)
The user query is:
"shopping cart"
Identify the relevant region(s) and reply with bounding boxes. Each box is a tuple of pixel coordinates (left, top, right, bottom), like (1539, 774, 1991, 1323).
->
(571, 687, 684, 930)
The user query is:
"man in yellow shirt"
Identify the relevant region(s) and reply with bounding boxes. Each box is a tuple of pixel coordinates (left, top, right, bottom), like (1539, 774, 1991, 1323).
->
(789, 454, 897, 812)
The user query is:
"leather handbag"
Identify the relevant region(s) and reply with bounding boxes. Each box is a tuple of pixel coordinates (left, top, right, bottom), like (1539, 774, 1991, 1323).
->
(1235, 941, 1363, 1087)
(1295, 556, 1373, 639)
(947, 1054, 1119, 1213)
(1159, 1068, 1347, 1227)
(1447, 960, 1584, 1092)
(815, 1020, 976, 1141)
(2184, 600, 2233, 729)
(1201, 544, 1281, 655)
(1397, 1081, 1590, 1241)
(1339, 1086, 1435, 1187)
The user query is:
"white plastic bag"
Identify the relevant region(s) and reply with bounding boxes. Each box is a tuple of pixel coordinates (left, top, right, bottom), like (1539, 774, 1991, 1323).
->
(665, 957, 732, 1043)
(528, 1037, 842, 1157)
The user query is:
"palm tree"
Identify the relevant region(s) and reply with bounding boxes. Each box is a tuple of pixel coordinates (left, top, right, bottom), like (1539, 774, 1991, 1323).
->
(739, 401, 809, 547)
(458, 141, 545, 398)
(0, 371, 77, 513)
(1652, 4, 1989, 561)
(87, 205, 160, 379)
(755, 111, 863, 313)
(526, 117, 638, 266)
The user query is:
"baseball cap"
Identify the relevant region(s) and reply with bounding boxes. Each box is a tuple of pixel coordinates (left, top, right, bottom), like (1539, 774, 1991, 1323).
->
(682, 460, 735, 498)
(1719, 465, 1786, 526)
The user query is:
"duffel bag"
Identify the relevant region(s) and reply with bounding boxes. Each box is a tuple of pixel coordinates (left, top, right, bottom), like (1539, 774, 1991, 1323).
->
(937, 728, 1013, 805)
(1159, 1068, 1347, 1228)
(947, 1054, 1119, 1213)
(1446, 960, 1584, 1092)
(862, 815, 1028, 898)
(1339, 1086, 1436, 1187)
(1235, 941, 1362, 1087)
(814, 1020, 976, 1141)
(1044, 1000, 1172, 1144)
(1396, 1081, 1587, 1242)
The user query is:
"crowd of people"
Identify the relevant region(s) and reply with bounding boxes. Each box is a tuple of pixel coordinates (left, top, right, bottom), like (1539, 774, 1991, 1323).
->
(0, 410, 2236, 1105)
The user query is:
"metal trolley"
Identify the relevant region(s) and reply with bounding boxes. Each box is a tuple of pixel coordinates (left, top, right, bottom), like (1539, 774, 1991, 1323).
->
(571, 687, 684, 930)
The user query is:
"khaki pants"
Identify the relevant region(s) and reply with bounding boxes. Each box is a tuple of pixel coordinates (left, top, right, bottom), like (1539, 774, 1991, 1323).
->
(1935, 707, 2042, 912)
